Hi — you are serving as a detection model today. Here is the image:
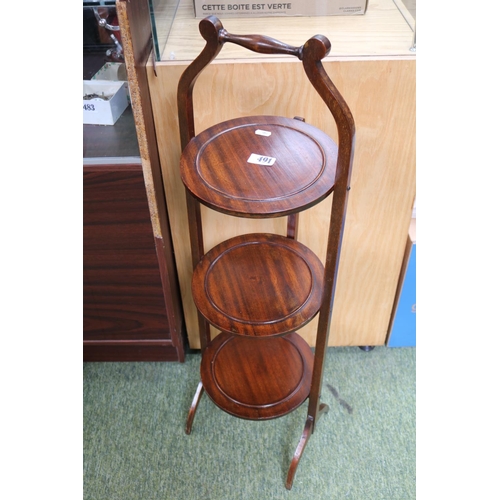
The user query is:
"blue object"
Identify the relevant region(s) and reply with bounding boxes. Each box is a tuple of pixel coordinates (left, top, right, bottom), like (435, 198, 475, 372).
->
(388, 242, 416, 347)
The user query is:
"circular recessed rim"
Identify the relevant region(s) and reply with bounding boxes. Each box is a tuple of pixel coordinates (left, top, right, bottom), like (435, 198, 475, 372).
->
(195, 122, 326, 202)
(201, 331, 313, 420)
(205, 240, 313, 325)
(180, 115, 338, 218)
(192, 233, 324, 337)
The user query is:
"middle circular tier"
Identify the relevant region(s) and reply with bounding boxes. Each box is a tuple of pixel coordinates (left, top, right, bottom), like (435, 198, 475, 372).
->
(192, 233, 324, 337)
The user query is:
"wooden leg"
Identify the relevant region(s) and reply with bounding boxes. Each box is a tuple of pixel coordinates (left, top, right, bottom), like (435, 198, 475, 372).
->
(285, 403, 330, 489)
(286, 416, 313, 489)
(286, 213, 299, 239)
(185, 381, 204, 435)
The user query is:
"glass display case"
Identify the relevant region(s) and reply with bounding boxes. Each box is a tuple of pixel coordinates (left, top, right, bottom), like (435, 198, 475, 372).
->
(83, 2, 124, 68)
(83, 1, 138, 158)
(147, 0, 416, 62)
(83, 0, 181, 63)
(395, 0, 416, 51)
(149, 0, 182, 60)
(83, 0, 181, 157)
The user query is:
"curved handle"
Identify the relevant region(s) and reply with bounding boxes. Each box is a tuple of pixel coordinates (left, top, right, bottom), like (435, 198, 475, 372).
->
(220, 31, 302, 59)
(178, 16, 342, 151)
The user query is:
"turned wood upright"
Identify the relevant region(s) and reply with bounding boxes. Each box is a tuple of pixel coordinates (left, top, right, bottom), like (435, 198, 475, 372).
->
(177, 16, 355, 490)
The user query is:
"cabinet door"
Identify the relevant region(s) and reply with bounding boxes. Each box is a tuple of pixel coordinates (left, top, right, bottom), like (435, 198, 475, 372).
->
(83, 164, 183, 361)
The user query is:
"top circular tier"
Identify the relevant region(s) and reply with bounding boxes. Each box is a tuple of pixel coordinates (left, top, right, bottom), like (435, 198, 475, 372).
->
(180, 116, 338, 217)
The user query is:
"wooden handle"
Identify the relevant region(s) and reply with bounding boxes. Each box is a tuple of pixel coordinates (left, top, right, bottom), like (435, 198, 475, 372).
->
(198, 16, 332, 61)
(220, 31, 302, 58)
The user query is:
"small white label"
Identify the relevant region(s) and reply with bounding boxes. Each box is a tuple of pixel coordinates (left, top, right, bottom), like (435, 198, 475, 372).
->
(247, 153, 276, 166)
(255, 129, 272, 137)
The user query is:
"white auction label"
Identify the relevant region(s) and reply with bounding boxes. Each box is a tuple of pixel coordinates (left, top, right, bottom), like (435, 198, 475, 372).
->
(247, 153, 276, 166)
(255, 129, 272, 137)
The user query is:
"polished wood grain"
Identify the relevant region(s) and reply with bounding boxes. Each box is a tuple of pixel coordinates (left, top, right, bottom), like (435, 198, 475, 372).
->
(178, 17, 355, 489)
(285, 401, 330, 489)
(83, 165, 182, 361)
(180, 115, 338, 217)
(192, 233, 324, 336)
(185, 381, 205, 434)
(83, 342, 180, 362)
(200, 332, 313, 420)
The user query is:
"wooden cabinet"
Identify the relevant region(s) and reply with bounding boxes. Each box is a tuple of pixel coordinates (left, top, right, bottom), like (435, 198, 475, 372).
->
(83, 163, 185, 361)
(146, 0, 416, 349)
(83, 0, 186, 361)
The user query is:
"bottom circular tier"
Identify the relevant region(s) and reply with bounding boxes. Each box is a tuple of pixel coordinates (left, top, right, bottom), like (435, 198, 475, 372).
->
(201, 332, 313, 420)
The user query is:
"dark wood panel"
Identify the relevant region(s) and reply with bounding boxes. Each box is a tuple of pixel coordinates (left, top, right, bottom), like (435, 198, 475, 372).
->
(83, 303, 171, 340)
(83, 168, 157, 251)
(83, 253, 170, 283)
(83, 309, 170, 340)
(117, 0, 186, 361)
(84, 227, 155, 251)
(83, 167, 175, 347)
(83, 342, 180, 362)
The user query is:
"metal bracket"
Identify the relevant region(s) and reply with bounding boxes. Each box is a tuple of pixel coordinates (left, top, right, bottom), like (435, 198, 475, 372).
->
(93, 8, 120, 31)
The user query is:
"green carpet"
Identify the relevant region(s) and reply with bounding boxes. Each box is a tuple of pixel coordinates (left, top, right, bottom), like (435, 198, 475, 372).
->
(83, 346, 415, 499)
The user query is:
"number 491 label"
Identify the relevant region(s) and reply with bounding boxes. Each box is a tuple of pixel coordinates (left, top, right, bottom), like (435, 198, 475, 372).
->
(247, 153, 276, 166)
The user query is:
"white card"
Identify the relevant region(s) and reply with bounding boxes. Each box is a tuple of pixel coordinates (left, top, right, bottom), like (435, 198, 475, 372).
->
(255, 129, 272, 137)
(247, 153, 276, 166)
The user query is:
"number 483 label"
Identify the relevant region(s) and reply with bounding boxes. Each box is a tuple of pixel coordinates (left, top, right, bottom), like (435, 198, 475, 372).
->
(247, 153, 276, 166)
